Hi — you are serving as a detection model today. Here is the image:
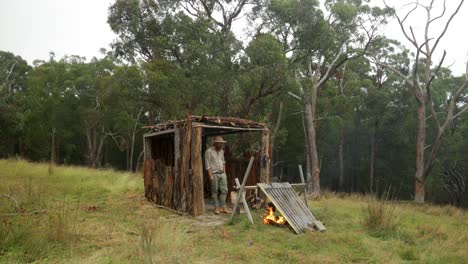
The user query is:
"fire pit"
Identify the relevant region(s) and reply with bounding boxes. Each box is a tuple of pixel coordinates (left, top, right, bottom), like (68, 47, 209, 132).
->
(262, 203, 288, 226)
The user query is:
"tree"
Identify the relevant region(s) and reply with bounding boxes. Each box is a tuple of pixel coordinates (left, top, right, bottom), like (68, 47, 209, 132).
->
(0, 51, 30, 157)
(382, 0, 468, 202)
(261, 0, 390, 194)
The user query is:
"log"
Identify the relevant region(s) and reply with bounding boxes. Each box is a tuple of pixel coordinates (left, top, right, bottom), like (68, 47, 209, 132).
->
(191, 126, 204, 216)
(179, 119, 192, 213)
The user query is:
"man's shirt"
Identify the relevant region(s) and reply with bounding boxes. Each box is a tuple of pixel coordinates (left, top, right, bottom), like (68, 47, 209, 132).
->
(205, 147, 225, 173)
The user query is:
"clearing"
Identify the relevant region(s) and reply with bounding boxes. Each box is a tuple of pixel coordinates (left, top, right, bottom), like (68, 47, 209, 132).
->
(0, 159, 466, 263)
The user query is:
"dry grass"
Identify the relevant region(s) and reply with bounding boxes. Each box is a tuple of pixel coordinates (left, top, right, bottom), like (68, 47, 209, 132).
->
(1, 159, 467, 263)
(361, 197, 403, 232)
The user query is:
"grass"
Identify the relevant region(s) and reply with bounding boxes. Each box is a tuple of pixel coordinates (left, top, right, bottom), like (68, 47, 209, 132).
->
(0, 159, 467, 263)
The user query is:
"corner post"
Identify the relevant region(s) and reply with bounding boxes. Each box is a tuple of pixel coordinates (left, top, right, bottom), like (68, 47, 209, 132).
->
(260, 129, 270, 183)
(191, 126, 204, 216)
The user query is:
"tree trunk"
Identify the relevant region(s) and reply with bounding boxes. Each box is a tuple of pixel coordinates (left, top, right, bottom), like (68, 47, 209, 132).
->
(339, 128, 344, 191)
(86, 126, 107, 169)
(370, 121, 377, 194)
(86, 128, 96, 168)
(415, 101, 426, 203)
(50, 127, 56, 164)
(126, 147, 130, 170)
(304, 100, 320, 195)
(130, 108, 144, 172)
(301, 109, 313, 192)
(415, 179, 425, 203)
(270, 100, 284, 179)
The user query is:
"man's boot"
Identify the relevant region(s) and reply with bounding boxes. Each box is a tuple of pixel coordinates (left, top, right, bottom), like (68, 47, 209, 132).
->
(214, 208, 220, 214)
(220, 207, 231, 214)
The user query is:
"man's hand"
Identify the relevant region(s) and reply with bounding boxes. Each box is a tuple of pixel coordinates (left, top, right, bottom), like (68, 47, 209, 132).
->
(208, 170, 213, 181)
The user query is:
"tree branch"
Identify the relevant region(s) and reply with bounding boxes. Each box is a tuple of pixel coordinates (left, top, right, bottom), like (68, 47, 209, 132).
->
(376, 62, 412, 86)
(317, 48, 345, 88)
(387, 0, 428, 57)
(430, 0, 465, 55)
(453, 105, 468, 119)
(425, 50, 447, 130)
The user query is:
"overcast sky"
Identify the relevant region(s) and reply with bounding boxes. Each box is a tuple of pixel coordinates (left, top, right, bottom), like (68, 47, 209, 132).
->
(0, 0, 467, 76)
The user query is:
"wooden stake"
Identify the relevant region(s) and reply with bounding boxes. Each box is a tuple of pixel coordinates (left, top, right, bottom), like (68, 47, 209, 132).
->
(234, 178, 253, 224)
(230, 156, 255, 223)
(298, 165, 309, 208)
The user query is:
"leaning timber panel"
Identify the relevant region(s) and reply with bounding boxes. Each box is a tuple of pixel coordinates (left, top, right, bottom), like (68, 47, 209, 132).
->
(257, 183, 317, 234)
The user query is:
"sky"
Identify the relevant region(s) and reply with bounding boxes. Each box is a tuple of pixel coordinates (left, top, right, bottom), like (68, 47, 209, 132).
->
(0, 0, 467, 76)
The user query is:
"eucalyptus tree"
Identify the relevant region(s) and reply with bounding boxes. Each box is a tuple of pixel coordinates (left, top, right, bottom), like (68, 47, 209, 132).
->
(108, 0, 243, 116)
(25, 55, 82, 164)
(382, 0, 468, 202)
(0, 51, 30, 157)
(256, 0, 391, 194)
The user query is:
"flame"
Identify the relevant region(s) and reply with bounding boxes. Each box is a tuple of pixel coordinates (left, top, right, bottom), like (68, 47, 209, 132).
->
(262, 205, 287, 225)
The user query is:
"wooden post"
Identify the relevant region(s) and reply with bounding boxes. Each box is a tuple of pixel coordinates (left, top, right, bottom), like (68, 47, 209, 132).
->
(260, 129, 270, 183)
(298, 164, 309, 208)
(173, 128, 180, 210)
(191, 127, 204, 216)
(230, 156, 255, 223)
(179, 120, 192, 213)
(143, 136, 151, 160)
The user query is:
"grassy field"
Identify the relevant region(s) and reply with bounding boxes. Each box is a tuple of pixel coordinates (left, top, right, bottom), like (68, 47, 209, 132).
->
(0, 159, 467, 264)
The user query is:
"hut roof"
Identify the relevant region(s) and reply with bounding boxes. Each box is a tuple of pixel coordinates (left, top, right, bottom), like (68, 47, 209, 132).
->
(144, 115, 268, 132)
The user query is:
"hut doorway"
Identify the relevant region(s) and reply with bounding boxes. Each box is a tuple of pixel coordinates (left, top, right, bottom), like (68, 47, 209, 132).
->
(201, 130, 264, 213)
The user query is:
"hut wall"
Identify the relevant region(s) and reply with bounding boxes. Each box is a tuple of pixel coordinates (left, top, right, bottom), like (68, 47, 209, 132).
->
(143, 134, 177, 209)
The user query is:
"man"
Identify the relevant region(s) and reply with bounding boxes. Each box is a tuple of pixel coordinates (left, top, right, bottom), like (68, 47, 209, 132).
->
(205, 136, 231, 214)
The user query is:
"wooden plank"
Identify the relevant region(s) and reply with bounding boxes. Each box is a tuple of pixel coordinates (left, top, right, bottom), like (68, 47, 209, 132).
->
(265, 187, 303, 234)
(298, 164, 309, 209)
(191, 126, 204, 216)
(257, 182, 324, 234)
(193, 123, 264, 132)
(143, 129, 176, 138)
(143, 159, 154, 200)
(173, 128, 180, 210)
(230, 156, 255, 223)
(143, 137, 151, 160)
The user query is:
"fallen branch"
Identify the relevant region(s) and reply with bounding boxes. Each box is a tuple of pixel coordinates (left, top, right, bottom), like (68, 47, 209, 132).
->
(0, 210, 48, 217)
(0, 194, 24, 213)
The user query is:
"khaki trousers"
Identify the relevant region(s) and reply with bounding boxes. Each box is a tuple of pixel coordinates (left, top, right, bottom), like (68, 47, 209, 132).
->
(211, 173, 227, 207)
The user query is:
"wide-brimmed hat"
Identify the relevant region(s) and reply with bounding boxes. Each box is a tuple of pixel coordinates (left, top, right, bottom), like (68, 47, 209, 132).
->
(212, 136, 227, 143)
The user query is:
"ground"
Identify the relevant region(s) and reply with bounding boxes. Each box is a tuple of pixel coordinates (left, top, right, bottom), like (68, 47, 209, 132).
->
(0, 159, 467, 263)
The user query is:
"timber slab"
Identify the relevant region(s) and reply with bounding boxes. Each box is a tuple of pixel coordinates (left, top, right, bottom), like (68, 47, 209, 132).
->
(257, 182, 326, 234)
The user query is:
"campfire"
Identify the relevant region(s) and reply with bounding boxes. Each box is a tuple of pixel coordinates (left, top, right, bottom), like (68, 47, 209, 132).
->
(262, 203, 287, 226)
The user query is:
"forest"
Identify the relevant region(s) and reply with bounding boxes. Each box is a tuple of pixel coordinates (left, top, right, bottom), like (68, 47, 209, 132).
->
(1, 0, 467, 207)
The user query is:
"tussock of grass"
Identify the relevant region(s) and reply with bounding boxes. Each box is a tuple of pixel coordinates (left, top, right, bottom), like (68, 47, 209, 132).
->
(361, 197, 402, 232)
(139, 219, 191, 264)
(1, 159, 467, 263)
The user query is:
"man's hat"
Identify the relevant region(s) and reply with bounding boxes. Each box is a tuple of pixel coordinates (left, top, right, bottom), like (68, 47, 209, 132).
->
(212, 136, 227, 143)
